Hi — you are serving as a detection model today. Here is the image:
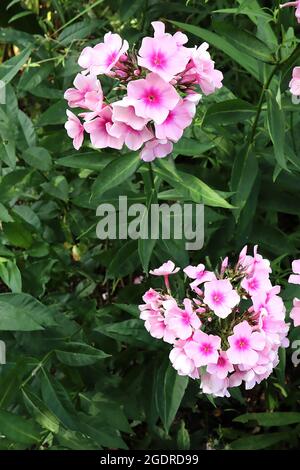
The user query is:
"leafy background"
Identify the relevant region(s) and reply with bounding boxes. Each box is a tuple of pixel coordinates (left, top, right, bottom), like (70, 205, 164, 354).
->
(0, 0, 300, 450)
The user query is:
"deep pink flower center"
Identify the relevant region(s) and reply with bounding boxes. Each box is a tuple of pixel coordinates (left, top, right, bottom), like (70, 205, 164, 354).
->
(165, 111, 174, 123)
(150, 50, 167, 68)
(235, 336, 249, 351)
(217, 356, 226, 367)
(106, 50, 118, 66)
(200, 342, 213, 356)
(211, 291, 224, 305)
(248, 278, 259, 290)
(143, 87, 161, 105)
(181, 311, 191, 325)
(196, 270, 205, 279)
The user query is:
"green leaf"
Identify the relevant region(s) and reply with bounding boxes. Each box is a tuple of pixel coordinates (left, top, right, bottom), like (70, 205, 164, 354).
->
(231, 146, 259, 217)
(213, 6, 273, 21)
(41, 175, 69, 201)
(91, 152, 140, 199)
(229, 431, 292, 450)
(155, 159, 233, 209)
(214, 22, 274, 63)
(57, 19, 102, 45)
(56, 152, 114, 171)
(38, 100, 66, 126)
(0, 361, 26, 409)
(234, 412, 300, 427)
(97, 319, 155, 346)
(173, 138, 216, 156)
(203, 99, 256, 126)
(154, 358, 188, 433)
(18, 110, 37, 147)
(56, 429, 101, 450)
(177, 420, 190, 450)
(3, 221, 33, 248)
(13, 205, 41, 231)
(0, 292, 56, 329)
(22, 388, 60, 434)
(0, 203, 13, 222)
(22, 146, 52, 171)
(40, 373, 77, 430)
(0, 410, 41, 445)
(106, 240, 140, 280)
(55, 342, 110, 366)
(77, 414, 128, 450)
(0, 46, 32, 84)
(266, 90, 287, 170)
(0, 259, 22, 293)
(8, 11, 35, 24)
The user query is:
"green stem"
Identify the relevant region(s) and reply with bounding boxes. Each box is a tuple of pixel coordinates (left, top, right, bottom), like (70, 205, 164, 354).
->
(248, 65, 279, 146)
(149, 162, 155, 189)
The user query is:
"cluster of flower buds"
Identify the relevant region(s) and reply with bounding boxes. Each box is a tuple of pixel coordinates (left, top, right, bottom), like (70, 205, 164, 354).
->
(64, 21, 223, 161)
(139, 247, 291, 397)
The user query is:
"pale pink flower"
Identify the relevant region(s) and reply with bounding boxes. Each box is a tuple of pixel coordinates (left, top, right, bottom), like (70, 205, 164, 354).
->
(112, 98, 149, 130)
(220, 257, 229, 276)
(237, 348, 275, 390)
(241, 274, 272, 297)
(184, 330, 221, 366)
(133, 275, 143, 284)
(83, 106, 123, 149)
(207, 351, 234, 380)
(261, 315, 289, 346)
(239, 245, 271, 278)
(150, 260, 180, 290)
(203, 279, 240, 319)
(290, 297, 300, 327)
(200, 373, 230, 397)
(289, 67, 300, 96)
(288, 259, 300, 284)
(252, 287, 285, 321)
(78, 32, 129, 75)
(238, 245, 248, 265)
(280, 1, 300, 23)
(151, 21, 189, 47)
(190, 43, 223, 95)
(154, 99, 196, 142)
(227, 321, 265, 366)
(150, 260, 180, 276)
(64, 73, 103, 110)
(139, 304, 176, 344)
(142, 288, 161, 306)
(65, 110, 84, 150)
(138, 23, 191, 82)
(169, 339, 199, 378)
(127, 73, 180, 124)
(164, 298, 201, 340)
(108, 121, 153, 151)
(183, 263, 216, 290)
(140, 138, 173, 162)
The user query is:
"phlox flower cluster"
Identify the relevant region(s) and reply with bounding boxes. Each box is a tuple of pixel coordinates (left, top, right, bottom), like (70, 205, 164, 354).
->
(64, 22, 223, 161)
(139, 249, 290, 398)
